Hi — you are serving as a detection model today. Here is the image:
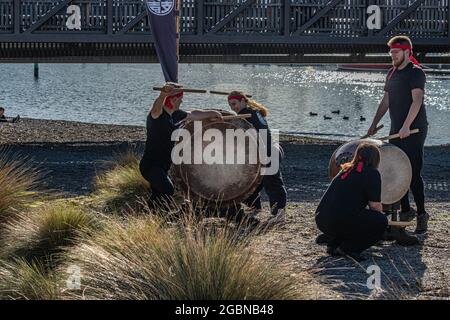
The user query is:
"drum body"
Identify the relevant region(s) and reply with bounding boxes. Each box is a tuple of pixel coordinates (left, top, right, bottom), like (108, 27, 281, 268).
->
(172, 110, 263, 208)
(329, 139, 412, 205)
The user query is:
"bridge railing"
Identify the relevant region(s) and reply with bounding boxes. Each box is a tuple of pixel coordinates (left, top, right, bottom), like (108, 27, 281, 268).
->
(0, 0, 448, 44)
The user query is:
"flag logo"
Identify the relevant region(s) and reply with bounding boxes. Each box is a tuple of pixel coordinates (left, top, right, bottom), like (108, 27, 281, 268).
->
(146, 0, 175, 16)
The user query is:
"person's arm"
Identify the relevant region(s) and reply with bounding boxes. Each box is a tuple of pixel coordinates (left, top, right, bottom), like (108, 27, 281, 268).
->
(185, 110, 223, 122)
(368, 201, 383, 213)
(398, 88, 424, 139)
(367, 92, 389, 136)
(150, 83, 182, 119)
(366, 169, 382, 213)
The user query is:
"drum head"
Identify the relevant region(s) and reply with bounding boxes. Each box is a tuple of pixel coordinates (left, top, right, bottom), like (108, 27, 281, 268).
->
(328, 139, 412, 205)
(172, 110, 263, 207)
(378, 144, 412, 205)
(329, 139, 382, 179)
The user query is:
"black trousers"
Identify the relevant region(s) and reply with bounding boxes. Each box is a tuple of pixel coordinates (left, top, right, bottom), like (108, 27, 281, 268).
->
(390, 126, 427, 214)
(139, 162, 174, 210)
(316, 209, 388, 255)
(244, 167, 287, 215)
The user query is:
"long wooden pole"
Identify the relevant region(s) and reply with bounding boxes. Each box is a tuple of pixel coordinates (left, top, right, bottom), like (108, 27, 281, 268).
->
(152, 86, 207, 93)
(379, 129, 420, 141)
(153, 87, 253, 97)
(360, 125, 384, 139)
(175, 114, 251, 126)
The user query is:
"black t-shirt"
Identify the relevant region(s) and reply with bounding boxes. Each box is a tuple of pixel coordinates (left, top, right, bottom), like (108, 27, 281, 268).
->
(315, 166, 381, 225)
(141, 109, 188, 170)
(384, 63, 428, 134)
(238, 107, 272, 156)
(0, 115, 7, 122)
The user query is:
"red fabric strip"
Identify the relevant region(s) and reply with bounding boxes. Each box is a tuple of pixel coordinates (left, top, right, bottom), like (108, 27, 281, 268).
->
(164, 92, 184, 110)
(228, 95, 245, 101)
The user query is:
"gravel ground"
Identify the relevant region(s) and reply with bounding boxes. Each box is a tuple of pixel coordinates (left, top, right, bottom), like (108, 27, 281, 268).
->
(1, 118, 449, 299)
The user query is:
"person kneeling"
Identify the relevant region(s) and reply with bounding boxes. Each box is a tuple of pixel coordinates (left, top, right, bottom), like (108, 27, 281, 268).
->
(315, 143, 388, 261)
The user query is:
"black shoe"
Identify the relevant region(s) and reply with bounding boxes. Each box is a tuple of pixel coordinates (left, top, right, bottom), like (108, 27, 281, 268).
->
(381, 227, 396, 241)
(316, 233, 332, 245)
(399, 208, 417, 222)
(326, 245, 339, 256)
(393, 227, 420, 246)
(415, 212, 429, 234)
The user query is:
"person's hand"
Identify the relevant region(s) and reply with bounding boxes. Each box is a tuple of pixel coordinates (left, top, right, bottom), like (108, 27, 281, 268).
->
(160, 82, 183, 98)
(366, 123, 378, 137)
(209, 112, 223, 123)
(399, 126, 411, 139)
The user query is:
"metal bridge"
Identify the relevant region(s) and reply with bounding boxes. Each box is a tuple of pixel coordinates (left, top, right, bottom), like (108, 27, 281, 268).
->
(1, 0, 450, 63)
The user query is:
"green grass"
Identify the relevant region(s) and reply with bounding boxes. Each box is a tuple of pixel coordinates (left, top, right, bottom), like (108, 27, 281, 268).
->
(94, 151, 150, 214)
(0, 149, 41, 227)
(0, 258, 61, 300)
(1, 202, 101, 263)
(63, 214, 300, 300)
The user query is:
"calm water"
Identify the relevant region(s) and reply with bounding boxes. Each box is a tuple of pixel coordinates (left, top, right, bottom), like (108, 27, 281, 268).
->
(1, 63, 449, 145)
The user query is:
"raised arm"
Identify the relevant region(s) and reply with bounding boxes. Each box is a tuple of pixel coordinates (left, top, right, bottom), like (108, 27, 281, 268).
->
(150, 83, 182, 119)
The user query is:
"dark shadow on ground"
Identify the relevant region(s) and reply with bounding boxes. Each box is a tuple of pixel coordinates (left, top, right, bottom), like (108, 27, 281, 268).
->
(313, 234, 429, 299)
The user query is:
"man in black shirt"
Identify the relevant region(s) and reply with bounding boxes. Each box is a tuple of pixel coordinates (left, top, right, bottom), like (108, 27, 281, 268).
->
(140, 83, 223, 210)
(367, 36, 429, 234)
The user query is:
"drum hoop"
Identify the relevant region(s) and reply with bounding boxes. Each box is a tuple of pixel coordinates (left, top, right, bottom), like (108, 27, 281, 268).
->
(173, 110, 263, 206)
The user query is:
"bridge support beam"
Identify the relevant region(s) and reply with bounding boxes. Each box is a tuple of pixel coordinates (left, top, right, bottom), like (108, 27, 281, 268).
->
(108, 0, 113, 35)
(14, 0, 20, 34)
(197, 0, 204, 36)
(283, 0, 290, 36)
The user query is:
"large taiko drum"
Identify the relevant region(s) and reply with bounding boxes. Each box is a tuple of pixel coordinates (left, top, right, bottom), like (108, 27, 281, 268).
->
(328, 139, 412, 205)
(171, 110, 263, 207)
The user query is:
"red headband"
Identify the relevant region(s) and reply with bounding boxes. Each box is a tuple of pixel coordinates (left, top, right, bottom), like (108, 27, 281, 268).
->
(389, 44, 412, 50)
(164, 92, 184, 110)
(389, 43, 420, 66)
(228, 95, 245, 101)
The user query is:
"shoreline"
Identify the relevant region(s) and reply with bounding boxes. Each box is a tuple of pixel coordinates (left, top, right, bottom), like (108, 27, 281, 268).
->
(0, 118, 342, 146)
(1, 118, 448, 147)
(1, 118, 449, 203)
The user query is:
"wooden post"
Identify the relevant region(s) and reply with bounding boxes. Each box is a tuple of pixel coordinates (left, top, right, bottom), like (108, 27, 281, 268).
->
(34, 63, 39, 79)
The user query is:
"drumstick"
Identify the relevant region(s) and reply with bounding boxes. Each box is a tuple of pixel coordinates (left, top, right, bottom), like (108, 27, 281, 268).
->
(174, 114, 251, 126)
(379, 129, 420, 141)
(153, 87, 207, 94)
(222, 114, 251, 120)
(210, 90, 253, 98)
(360, 125, 384, 139)
(388, 220, 415, 227)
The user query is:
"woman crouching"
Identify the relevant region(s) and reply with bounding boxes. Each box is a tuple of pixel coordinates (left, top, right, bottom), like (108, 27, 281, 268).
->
(315, 143, 388, 261)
